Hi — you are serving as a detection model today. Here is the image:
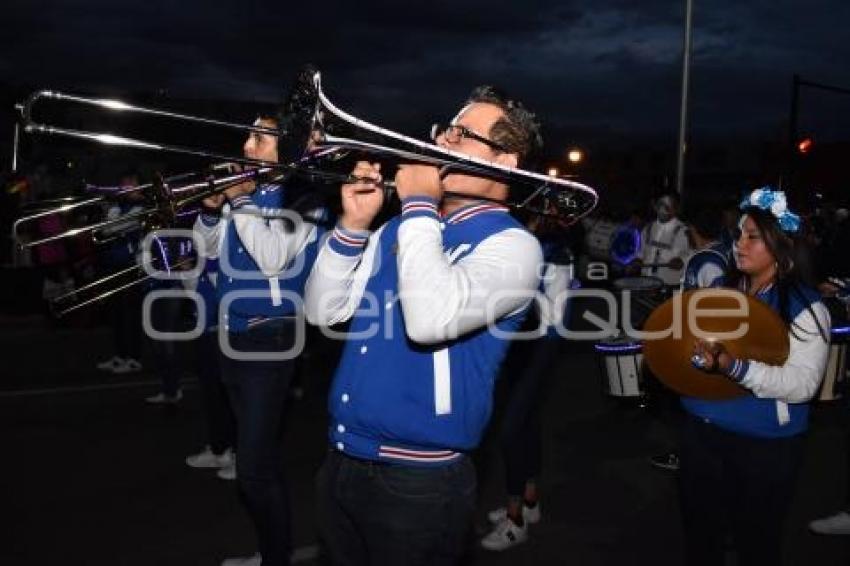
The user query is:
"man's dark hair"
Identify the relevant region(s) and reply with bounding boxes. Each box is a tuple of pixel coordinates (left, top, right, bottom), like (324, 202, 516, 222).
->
(466, 85, 543, 166)
(256, 112, 279, 126)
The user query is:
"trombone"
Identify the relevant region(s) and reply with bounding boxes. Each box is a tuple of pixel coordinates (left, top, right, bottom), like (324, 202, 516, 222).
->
(12, 164, 283, 249)
(17, 67, 599, 235)
(15, 67, 600, 313)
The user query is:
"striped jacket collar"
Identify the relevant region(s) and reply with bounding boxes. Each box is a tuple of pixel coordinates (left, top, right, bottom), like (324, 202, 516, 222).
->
(442, 201, 509, 224)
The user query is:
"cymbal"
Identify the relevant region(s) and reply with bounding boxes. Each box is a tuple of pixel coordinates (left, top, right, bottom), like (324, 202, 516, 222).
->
(642, 289, 790, 400)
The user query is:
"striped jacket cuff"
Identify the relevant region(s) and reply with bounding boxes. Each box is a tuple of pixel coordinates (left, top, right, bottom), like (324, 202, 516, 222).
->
(229, 195, 254, 210)
(400, 197, 440, 221)
(328, 225, 370, 256)
(725, 358, 750, 382)
(200, 213, 221, 226)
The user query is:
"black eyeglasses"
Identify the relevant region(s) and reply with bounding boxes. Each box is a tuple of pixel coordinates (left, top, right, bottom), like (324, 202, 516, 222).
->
(430, 123, 506, 152)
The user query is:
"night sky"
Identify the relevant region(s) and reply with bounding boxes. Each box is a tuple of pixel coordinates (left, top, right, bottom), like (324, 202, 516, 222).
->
(3, 0, 850, 148)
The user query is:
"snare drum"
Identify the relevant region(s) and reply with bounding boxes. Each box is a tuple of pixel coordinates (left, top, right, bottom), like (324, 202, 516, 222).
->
(819, 327, 849, 401)
(594, 337, 644, 397)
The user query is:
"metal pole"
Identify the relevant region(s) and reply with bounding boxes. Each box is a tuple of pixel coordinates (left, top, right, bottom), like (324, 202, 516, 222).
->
(12, 122, 20, 173)
(675, 0, 694, 202)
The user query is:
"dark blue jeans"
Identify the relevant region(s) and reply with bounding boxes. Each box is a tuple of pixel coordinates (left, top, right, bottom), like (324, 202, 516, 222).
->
(316, 450, 477, 566)
(147, 292, 189, 396)
(219, 319, 296, 566)
(678, 415, 804, 566)
(500, 337, 560, 497)
(195, 330, 235, 455)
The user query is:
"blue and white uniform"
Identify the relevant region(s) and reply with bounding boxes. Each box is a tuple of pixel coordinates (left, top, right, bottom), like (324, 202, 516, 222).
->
(305, 197, 543, 466)
(194, 183, 328, 331)
(680, 241, 731, 292)
(682, 282, 831, 438)
(183, 257, 219, 332)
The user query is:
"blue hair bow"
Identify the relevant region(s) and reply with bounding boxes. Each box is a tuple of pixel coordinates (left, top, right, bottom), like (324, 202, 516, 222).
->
(739, 186, 801, 233)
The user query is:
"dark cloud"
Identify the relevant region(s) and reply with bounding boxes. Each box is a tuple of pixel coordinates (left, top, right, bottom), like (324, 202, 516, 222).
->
(2, 0, 850, 145)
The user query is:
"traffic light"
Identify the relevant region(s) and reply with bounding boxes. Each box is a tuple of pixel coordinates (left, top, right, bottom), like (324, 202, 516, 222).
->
(797, 137, 814, 154)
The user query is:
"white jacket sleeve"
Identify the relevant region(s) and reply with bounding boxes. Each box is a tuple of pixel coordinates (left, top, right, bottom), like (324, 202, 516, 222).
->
(229, 200, 323, 277)
(304, 225, 380, 326)
(734, 301, 831, 403)
(396, 216, 543, 344)
(193, 209, 225, 259)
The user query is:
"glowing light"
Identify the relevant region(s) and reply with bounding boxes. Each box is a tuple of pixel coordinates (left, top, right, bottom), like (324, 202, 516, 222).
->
(797, 138, 813, 154)
(594, 343, 643, 354)
(547, 167, 559, 177)
(567, 148, 584, 164)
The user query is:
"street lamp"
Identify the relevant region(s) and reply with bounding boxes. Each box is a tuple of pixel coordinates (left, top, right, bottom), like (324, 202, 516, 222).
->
(567, 148, 584, 164)
(547, 166, 560, 177)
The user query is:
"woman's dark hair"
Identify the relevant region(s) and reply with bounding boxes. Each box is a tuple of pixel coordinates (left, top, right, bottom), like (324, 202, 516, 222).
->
(466, 85, 543, 167)
(727, 206, 827, 341)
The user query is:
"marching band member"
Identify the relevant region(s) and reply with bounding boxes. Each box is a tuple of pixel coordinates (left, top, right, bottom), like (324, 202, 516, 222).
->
(183, 254, 237, 479)
(304, 86, 544, 565)
(95, 173, 146, 375)
(679, 209, 733, 292)
(682, 188, 830, 566)
(194, 114, 328, 566)
(480, 213, 575, 551)
(636, 193, 689, 286)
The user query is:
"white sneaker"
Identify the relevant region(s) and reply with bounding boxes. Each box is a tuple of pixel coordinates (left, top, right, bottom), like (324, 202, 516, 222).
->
(221, 554, 261, 566)
(186, 446, 234, 469)
(810, 511, 850, 535)
(487, 503, 541, 525)
(96, 356, 125, 373)
(481, 517, 528, 551)
(113, 358, 143, 374)
(144, 390, 183, 405)
(217, 460, 237, 480)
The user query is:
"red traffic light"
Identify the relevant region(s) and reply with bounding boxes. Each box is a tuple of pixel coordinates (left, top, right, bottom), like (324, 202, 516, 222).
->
(797, 137, 813, 154)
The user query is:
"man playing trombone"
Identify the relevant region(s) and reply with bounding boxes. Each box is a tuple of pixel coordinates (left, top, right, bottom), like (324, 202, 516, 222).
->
(305, 86, 544, 565)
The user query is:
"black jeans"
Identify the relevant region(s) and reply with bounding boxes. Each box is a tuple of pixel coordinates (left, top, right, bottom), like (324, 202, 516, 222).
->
(316, 450, 477, 566)
(219, 319, 296, 566)
(195, 330, 235, 455)
(147, 292, 188, 396)
(500, 337, 560, 497)
(678, 415, 805, 566)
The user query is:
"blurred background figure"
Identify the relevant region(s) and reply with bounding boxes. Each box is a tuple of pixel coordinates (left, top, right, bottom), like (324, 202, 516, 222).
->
(634, 193, 690, 286)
